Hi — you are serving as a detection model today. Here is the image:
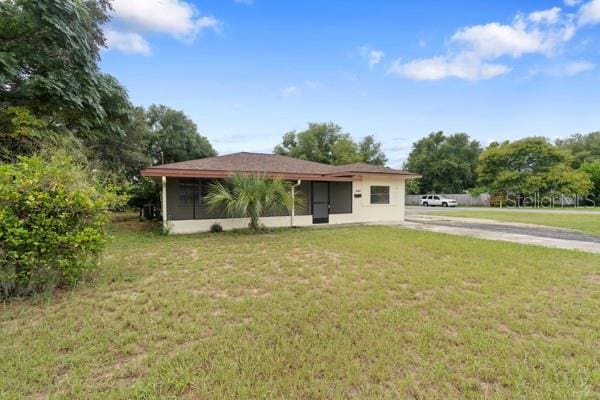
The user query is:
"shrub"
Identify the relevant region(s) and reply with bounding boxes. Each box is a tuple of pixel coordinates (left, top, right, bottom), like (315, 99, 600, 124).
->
(210, 223, 223, 233)
(0, 154, 122, 298)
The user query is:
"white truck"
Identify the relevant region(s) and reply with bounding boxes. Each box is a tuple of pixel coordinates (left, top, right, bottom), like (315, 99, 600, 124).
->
(420, 195, 457, 207)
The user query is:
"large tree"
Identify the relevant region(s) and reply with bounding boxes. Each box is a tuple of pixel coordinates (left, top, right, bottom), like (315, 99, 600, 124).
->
(475, 137, 592, 199)
(555, 131, 600, 168)
(146, 105, 216, 165)
(0, 0, 155, 182)
(404, 131, 481, 193)
(273, 122, 387, 166)
(581, 161, 600, 203)
(0, 0, 112, 128)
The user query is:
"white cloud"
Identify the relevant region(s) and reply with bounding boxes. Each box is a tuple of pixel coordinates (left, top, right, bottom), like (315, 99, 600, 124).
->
(529, 7, 562, 24)
(451, 14, 574, 58)
(356, 46, 385, 67)
(561, 60, 595, 75)
(565, 0, 583, 6)
(280, 85, 300, 98)
(111, 0, 221, 40)
(389, 6, 581, 81)
(529, 59, 595, 76)
(368, 50, 385, 67)
(105, 29, 151, 55)
(579, 0, 600, 25)
(389, 54, 511, 81)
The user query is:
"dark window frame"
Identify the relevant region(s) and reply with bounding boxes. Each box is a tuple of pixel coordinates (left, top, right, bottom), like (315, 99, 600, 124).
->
(370, 185, 390, 205)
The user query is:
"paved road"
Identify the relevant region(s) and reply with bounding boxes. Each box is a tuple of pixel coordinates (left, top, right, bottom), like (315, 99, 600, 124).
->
(387, 210, 600, 253)
(408, 216, 600, 244)
(406, 205, 600, 216)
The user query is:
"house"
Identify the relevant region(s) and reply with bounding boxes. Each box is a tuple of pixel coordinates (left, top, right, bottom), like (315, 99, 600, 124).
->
(141, 152, 419, 233)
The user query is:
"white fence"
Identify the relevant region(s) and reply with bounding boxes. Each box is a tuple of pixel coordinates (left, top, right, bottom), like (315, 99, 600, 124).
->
(405, 193, 491, 207)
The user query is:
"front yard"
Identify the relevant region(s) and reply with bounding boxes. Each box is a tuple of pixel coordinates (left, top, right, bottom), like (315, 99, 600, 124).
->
(1, 215, 599, 398)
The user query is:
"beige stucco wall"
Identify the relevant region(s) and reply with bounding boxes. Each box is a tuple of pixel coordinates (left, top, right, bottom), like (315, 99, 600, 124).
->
(347, 175, 406, 223)
(167, 215, 314, 234)
(164, 175, 407, 234)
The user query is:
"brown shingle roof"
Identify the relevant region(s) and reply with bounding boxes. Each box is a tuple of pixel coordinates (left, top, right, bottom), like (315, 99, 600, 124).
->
(325, 162, 411, 176)
(146, 152, 335, 174)
(142, 152, 418, 179)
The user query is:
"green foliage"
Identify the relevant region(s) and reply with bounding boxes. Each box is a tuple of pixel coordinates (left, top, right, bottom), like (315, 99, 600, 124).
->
(358, 135, 388, 165)
(84, 81, 151, 181)
(405, 131, 482, 193)
(556, 131, 600, 168)
(127, 176, 160, 208)
(0, 0, 158, 184)
(476, 137, 592, 198)
(581, 160, 600, 201)
(0, 0, 111, 127)
(0, 106, 54, 161)
(0, 154, 123, 298)
(204, 174, 299, 232)
(405, 178, 421, 195)
(274, 122, 387, 165)
(147, 105, 216, 165)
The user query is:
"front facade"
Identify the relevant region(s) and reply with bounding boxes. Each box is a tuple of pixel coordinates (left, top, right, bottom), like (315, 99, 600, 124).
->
(141, 153, 418, 234)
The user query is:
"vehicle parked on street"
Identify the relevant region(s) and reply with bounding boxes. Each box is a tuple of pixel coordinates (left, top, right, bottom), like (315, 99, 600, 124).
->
(420, 195, 458, 207)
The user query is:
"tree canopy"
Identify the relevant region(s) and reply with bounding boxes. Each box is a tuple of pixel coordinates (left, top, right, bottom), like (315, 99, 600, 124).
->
(475, 137, 592, 198)
(404, 131, 481, 193)
(274, 122, 387, 166)
(0, 0, 219, 203)
(146, 105, 216, 165)
(555, 132, 600, 168)
(0, 0, 112, 128)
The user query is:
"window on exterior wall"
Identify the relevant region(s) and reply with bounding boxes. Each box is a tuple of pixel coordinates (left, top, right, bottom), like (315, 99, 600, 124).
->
(370, 186, 390, 204)
(178, 182, 198, 208)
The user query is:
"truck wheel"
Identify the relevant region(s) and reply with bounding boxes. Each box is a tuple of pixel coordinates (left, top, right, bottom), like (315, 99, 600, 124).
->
(442, 202, 448, 207)
(423, 202, 429, 207)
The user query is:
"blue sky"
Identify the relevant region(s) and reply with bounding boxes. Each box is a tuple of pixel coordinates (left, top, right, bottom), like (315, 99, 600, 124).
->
(100, 0, 600, 167)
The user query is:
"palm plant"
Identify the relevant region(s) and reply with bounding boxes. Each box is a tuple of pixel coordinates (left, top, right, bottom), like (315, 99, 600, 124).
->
(204, 173, 300, 232)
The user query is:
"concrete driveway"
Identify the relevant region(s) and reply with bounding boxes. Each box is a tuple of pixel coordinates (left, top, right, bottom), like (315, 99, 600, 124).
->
(393, 208, 600, 254)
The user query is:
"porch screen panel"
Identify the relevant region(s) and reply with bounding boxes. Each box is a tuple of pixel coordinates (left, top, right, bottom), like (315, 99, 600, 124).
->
(329, 182, 352, 214)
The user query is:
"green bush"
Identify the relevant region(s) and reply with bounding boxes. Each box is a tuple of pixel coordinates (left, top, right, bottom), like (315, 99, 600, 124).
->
(0, 155, 122, 298)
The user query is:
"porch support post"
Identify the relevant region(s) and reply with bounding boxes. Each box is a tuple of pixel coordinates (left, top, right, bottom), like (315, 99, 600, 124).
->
(161, 176, 168, 231)
(291, 180, 302, 227)
(291, 186, 295, 227)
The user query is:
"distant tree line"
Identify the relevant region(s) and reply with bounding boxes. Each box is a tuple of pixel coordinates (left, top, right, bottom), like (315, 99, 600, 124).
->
(404, 131, 599, 204)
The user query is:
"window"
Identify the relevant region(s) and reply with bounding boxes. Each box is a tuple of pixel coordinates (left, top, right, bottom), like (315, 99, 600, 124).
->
(370, 186, 390, 204)
(178, 182, 199, 207)
(434, 196, 440, 200)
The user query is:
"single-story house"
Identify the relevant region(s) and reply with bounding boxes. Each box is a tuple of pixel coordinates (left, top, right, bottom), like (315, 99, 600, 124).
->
(141, 152, 419, 234)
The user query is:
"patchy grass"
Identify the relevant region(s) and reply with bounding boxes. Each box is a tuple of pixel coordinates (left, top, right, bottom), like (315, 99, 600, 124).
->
(1, 214, 599, 399)
(426, 210, 600, 235)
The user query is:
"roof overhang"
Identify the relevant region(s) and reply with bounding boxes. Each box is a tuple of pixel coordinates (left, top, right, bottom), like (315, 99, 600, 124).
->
(324, 171, 422, 179)
(141, 168, 354, 182)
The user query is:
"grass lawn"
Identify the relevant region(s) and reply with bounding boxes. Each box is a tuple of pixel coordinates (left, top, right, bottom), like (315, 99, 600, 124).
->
(1, 215, 599, 399)
(425, 210, 600, 235)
